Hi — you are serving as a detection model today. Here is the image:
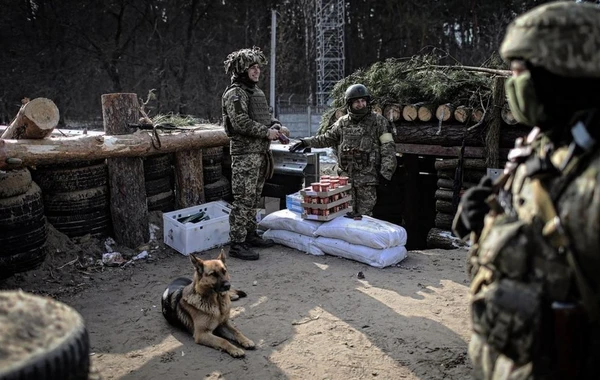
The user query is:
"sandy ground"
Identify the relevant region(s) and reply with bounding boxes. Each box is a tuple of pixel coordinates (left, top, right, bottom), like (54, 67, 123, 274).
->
(0, 213, 473, 380)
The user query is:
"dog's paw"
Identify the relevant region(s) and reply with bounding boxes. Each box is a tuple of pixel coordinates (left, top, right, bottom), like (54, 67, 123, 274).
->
(228, 346, 246, 358)
(240, 339, 256, 350)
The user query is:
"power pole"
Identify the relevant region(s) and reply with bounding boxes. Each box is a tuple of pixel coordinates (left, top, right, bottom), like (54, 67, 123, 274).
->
(315, 0, 345, 106)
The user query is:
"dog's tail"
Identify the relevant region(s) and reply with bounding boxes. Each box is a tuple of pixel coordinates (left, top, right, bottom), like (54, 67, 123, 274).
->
(161, 277, 192, 330)
(228, 288, 247, 301)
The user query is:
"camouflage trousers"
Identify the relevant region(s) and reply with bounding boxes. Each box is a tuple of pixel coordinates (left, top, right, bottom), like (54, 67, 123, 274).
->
(350, 184, 377, 216)
(229, 153, 268, 243)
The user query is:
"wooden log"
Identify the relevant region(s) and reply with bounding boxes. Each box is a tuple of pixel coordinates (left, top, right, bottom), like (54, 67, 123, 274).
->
(435, 104, 454, 122)
(426, 228, 468, 249)
(435, 189, 454, 201)
(393, 123, 484, 146)
(485, 77, 505, 169)
(454, 106, 471, 123)
(395, 143, 510, 158)
(402, 104, 419, 121)
(0, 126, 229, 170)
(1, 98, 59, 139)
(434, 158, 487, 171)
(436, 200, 457, 214)
(174, 150, 205, 208)
(383, 103, 403, 122)
(501, 106, 518, 125)
(372, 105, 382, 115)
(417, 104, 434, 122)
(471, 108, 485, 123)
(435, 212, 454, 230)
(102, 93, 149, 248)
(438, 169, 486, 183)
(436, 178, 477, 191)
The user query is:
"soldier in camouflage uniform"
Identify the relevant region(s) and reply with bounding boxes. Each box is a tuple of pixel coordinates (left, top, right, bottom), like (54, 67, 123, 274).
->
(290, 84, 397, 217)
(452, 2, 600, 379)
(222, 47, 282, 260)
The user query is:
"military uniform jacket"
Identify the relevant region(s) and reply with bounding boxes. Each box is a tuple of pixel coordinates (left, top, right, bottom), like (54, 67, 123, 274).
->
(465, 128, 600, 378)
(222, 82, 274, 155)
(305, 112, 397, 186)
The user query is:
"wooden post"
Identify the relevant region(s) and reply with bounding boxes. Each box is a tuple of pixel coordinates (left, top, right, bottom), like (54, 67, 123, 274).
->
(174, 150, 205, 208)
(485, 77, 505, 168)
(102, 93, 149, 248)
(402, 154, 419, 249)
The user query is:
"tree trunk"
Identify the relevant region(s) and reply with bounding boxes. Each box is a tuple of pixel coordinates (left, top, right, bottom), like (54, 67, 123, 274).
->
(174, 150, 205, 208)
(435, 104, 454, 122)
(417, 103, 434, 122)
(426, 228, 468, 249)
(1, 98, 59, 139)
(102, 93, 149, 248)
(0, 126, 229, 170)
(383, 103, 402, 122)
(454, 106, 471, 123)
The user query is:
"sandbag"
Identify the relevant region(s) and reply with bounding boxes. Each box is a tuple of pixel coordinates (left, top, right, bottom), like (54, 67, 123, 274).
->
(314, 215, 407, 249)
(258, 209, 323, 237)
(315, 237, 407, 268)
(262, 229, 325, 256)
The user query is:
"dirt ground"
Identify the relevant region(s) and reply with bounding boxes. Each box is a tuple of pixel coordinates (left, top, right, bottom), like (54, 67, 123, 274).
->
(0, 210, 473, 380)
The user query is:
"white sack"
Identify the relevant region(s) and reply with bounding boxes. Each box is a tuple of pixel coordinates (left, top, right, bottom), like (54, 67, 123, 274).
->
(314, 215, 407, 249)
(263, 229, 325, 256)
(258, 209, 323, 237)
(315, 237, 407, 268)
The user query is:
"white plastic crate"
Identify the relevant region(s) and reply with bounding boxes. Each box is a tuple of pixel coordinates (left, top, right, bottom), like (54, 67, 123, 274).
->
(163, 201, 232, 255)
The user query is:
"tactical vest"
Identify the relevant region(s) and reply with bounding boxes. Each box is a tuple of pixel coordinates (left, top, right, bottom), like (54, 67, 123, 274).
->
(468, 130, 600, 379)
(338, 113, 381, 178)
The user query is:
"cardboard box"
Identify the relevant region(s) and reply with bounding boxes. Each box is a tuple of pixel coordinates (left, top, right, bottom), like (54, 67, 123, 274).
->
(163, 201, 232, 255)
(286, 191, 303, 214)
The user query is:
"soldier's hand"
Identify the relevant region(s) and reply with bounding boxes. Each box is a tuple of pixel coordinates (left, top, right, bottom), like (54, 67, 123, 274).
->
(267, 128, 280, 140)
(459, 176, 493, 234)
(289, 140, 307, 153)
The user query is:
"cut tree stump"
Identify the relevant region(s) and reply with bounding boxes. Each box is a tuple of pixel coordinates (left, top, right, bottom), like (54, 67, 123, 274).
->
(1, 98, 59, 139)
(174, 150, 205, 208)
(435, 104, 454, 122)
(402, 104, 419, 121)
(454, 106, 472, 123)
(417, 104, 435, 122)
(102, 93, 149, 248)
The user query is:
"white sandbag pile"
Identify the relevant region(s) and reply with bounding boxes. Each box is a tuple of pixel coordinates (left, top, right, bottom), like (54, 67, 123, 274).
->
(259, 210, 408, 268)
(313, 216, 407, 268)
(259, 209, 325, 256)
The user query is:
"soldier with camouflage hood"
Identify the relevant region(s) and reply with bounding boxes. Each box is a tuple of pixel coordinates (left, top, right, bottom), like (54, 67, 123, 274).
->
(453, 2, 600, 378)
(290, 84, 397, 217)
(222, 46, 282, 260)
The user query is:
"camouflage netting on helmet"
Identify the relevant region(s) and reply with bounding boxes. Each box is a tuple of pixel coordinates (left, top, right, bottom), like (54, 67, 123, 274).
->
(224, 46, 268, 75)
(500, 1, 600, 78)
(318, 53, 504, 134)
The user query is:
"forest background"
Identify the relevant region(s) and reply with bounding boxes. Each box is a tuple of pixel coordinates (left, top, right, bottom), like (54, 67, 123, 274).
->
(0, 0, 597, 125)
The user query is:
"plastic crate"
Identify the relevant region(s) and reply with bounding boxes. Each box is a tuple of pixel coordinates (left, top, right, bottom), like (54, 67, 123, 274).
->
(163, 201, 232, 255)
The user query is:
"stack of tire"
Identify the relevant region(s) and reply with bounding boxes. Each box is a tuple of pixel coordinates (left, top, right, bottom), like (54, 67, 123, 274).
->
(0, 168, 47, 279)
(31, 160, 112, 238)
(144, 154, 175, 212)
(203, 146, 232, 202)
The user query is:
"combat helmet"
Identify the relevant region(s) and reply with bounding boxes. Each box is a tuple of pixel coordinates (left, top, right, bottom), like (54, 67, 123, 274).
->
(224, 46, 268, 75)
(500, 1, 600, 78)
(344, 84, 371, 105)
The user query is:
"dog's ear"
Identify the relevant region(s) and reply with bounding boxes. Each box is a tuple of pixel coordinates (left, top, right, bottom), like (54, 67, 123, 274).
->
(217, 249, 226, 265)
(189, 254, 204, 273)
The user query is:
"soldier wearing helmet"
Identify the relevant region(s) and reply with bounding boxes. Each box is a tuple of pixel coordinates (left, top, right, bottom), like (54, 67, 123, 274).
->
(453, 2, 600, 378)
(290, 84, 397, 217)
(221, 46, 282, 260)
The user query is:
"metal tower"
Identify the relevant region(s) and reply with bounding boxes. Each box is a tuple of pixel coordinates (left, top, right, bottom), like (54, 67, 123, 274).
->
(315, 0, 345, 106)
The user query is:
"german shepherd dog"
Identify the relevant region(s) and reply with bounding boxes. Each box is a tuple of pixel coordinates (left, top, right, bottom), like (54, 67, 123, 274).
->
(161, 250, 255, 358)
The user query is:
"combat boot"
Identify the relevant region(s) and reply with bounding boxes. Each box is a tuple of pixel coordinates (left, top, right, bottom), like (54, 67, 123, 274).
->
(246, 231, 275, 248)
(229, 242, 259, 260)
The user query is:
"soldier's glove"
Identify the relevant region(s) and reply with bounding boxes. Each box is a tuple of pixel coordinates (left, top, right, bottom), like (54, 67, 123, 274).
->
(289, 139, 307, 153)
(458, 176, 493, 235)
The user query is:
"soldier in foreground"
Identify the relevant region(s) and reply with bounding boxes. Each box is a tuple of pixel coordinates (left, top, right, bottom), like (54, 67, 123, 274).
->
(453, 2, 600, 378)
(222, 47, 282, 260)
(290, 84, 397, 217)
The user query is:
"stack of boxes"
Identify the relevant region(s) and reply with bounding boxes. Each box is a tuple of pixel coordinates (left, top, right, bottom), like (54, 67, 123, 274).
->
(299, 175, 352, 221)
